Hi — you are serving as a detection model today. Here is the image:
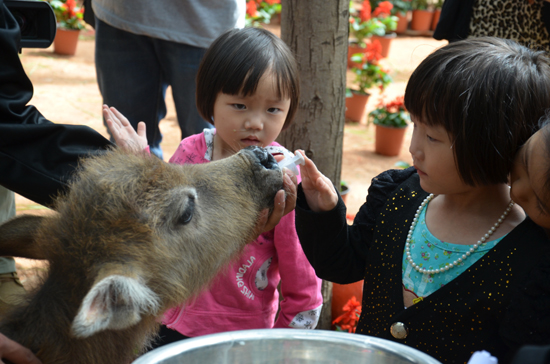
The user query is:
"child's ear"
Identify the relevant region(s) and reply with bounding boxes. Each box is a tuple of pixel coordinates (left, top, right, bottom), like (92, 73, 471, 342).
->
(71, 265, 160, 338)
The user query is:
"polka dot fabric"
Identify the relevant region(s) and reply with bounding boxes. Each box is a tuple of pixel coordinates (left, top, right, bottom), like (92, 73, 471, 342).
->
(354, 172, 550, 363)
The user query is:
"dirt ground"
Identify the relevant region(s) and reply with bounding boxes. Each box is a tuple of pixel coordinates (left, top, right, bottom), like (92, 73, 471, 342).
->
(13, 25, 447, 285)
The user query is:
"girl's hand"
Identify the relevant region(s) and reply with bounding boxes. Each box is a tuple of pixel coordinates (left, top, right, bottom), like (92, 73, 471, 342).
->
(296, 150, 338, 212)
(255, 168, 298, 233)
(103, 105, 148, 152)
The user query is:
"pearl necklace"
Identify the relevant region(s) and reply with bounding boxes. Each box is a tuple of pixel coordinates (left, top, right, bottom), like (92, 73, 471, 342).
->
(405, 194, 514, 275)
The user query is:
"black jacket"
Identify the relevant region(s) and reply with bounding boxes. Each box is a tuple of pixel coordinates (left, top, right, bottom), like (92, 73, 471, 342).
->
(296, 168, 550, 363)
(0, 0, 112, 207)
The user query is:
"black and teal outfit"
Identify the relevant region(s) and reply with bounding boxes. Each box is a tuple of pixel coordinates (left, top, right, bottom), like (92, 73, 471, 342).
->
(296, 167, 550, 363)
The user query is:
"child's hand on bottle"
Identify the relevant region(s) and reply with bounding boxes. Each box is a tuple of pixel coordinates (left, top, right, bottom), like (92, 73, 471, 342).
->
(296, 150, 338, 212)
(103, 105, 148, 153)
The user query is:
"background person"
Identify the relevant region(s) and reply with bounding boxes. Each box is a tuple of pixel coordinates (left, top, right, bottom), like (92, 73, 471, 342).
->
(0, 0, 109, 362)
(92, 0, 245, 159)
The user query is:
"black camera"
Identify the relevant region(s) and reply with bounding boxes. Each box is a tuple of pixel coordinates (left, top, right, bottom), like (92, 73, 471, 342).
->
(5, 0, 56, 48)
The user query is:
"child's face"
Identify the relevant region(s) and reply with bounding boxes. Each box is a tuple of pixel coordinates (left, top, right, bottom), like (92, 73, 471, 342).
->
(409, 120, 465, 195)
(212, 71, 290, 159)
(510, 129, 550, 229)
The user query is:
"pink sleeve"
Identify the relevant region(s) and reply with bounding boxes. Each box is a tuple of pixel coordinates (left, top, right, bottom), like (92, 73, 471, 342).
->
(272, 209, 323, 329)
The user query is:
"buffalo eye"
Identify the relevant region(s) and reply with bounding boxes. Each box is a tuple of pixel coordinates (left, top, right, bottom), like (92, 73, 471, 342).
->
(178, 196, 195, 225)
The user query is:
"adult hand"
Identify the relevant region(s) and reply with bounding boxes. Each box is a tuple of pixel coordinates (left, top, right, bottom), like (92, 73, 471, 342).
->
(103, 105, 148, 152)
(0, 334, 42, 364)
(296, 150, 338, 212)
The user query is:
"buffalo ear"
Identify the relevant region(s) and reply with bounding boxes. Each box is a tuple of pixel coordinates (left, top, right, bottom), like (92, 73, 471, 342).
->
(71, 266, 160, 338)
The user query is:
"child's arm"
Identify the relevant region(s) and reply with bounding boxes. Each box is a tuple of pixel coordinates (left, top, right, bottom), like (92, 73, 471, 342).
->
(296, 150, 338, 212)
(103, 105, 148, 152)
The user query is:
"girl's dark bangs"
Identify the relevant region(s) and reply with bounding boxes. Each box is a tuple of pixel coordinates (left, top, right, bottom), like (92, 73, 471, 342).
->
(405, 64, 448, 127)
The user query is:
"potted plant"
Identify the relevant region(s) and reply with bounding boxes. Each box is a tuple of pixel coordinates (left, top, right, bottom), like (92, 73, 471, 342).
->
(346, 43, 392, 123)
(410, 0, 433, 32)
(431, 0, 444, 30)
(368, 95, 410, 156)
(348, 0, 372, 67)
(340, 180, 350, 205)
(48, 0, 86, 55)
(390, 0, 413, 33)
(348, 0, 394, 66)
(332, 295, 362, 333)
(245, 0, 282, 27)
(370, 1, 399, 58)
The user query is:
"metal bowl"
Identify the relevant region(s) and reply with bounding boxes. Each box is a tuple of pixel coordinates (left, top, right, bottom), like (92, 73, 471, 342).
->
(133, 329, 442, 364)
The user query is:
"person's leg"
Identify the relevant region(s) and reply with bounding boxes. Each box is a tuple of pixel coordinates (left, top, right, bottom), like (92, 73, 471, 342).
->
(0, 187, 25, 316)
(157, 39, 212, 140)
(95, 19, 166, 159)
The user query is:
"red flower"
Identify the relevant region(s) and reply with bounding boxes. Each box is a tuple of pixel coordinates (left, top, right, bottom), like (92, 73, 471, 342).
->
(365, 40, 383, 63)
(332, 296, 362, 333)
(359, 0, 371, 22)
(377, 96, 407, 113)
(264, 0, 280, 4)
(246, 1, 258, 17)
(65, 0, 76, 17)
(372, 1, 393, 17)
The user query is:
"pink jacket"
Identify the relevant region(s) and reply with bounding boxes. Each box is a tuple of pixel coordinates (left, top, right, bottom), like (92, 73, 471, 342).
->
(162, 130, 323, 337)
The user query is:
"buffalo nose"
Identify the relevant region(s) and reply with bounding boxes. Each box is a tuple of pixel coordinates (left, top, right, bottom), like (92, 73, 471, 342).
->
(246, 146, 279, 170)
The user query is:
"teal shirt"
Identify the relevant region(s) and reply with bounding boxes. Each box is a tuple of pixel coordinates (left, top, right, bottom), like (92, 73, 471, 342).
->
(402, 204, 504, 298)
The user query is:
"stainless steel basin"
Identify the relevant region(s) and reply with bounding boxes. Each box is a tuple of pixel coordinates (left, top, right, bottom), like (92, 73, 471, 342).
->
(132, 329, 442, 364)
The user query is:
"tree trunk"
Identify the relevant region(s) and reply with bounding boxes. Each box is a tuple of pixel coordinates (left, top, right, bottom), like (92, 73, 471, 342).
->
(278, 0, 349, 330)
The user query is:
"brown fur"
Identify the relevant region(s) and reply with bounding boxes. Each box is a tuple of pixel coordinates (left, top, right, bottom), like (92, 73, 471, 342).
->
(0, 147, 282, 364)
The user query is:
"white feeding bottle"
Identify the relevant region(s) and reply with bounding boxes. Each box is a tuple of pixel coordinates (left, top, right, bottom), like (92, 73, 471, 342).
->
(277, 151, 305, 175)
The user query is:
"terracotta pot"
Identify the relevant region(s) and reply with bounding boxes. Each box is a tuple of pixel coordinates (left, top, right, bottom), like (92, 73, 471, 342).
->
(347, 44, 364, 68)
(54, 28, 80, 56)
(371, 33, 396, 58)
(374, 124, 408, 156)
(410, 10, 433, 32)
(345, 91, 370, 123)
(331, 281, 363, 329)
(340, 183, 350, 205)
(431, 9, 441, 31)
(270, 12, 281, 25)
(395, 11, 410, 34)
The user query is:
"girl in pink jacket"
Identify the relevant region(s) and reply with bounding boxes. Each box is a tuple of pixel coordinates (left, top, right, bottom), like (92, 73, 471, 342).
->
(104, 27, 323, 346)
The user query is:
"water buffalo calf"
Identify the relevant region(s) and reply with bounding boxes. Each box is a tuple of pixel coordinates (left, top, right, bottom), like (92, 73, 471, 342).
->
(0, 146, 283, 364)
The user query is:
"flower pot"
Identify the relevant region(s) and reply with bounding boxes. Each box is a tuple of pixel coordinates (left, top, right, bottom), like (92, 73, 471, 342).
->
(340, 183, 350, 205)
(431, 9, 441, 31)
(53, 28, 80, 56)
(331, 280, 363, 329)
(374, 124, 408, 156)
(270, 12, 281, 25)
(345, 91, 370, 123)
(347, 44, 364, 69)
(395, 11, 410, 34)
(410, 10, 433, 32)
(371, 33, 396, 58)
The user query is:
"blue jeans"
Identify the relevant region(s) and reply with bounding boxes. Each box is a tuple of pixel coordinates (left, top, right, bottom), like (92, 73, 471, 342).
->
(95, 19, 212, 159)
